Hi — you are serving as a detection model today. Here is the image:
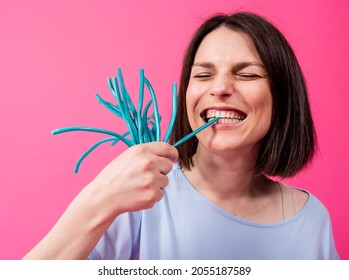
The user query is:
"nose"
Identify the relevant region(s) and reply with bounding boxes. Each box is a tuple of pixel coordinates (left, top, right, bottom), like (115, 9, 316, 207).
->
(209, 74, 234, 98)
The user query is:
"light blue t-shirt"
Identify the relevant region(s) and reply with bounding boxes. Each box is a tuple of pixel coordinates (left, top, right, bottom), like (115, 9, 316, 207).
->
(89, 163, 338, 260)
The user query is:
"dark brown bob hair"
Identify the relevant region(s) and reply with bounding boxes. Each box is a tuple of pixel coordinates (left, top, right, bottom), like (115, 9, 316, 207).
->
(169, 12, 317, 178)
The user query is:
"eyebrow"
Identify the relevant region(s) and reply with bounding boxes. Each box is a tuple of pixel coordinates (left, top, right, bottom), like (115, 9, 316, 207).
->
(192, 62, 215, 69)
(192, 61, 265, 70)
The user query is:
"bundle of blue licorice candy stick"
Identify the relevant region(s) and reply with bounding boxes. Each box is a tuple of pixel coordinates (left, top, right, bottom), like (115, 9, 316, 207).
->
(52, 68, 218, 173)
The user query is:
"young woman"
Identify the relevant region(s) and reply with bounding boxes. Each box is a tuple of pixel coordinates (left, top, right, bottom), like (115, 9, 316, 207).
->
(24, 12, 338, 260)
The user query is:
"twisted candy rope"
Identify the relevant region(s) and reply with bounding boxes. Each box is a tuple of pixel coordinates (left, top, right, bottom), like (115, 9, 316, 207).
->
(52, 68, 218, 173)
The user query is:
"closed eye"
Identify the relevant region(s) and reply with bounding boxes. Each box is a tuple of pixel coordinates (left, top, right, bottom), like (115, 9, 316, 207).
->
(193, 72, 213, 79)
(235, 73, 265, 80)
(233, 62, 267, 81)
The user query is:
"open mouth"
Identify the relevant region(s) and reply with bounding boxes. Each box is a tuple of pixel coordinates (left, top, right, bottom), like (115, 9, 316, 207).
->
(201, 109, 247, 124)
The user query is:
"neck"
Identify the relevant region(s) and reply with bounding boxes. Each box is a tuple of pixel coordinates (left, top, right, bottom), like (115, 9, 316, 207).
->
(185, 144, 266, 198)
(182, 144, 282, 223)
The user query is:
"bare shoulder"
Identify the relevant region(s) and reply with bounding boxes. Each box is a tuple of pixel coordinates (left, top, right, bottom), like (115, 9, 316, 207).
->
(291, 188, 309, 213)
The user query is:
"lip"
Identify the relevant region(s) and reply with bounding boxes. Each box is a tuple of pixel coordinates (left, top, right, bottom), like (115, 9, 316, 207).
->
(200, 106, 248, 123)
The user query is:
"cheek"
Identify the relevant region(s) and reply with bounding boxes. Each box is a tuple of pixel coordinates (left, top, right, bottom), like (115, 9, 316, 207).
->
(186, 81, 201, 103)
(261, 94, 273, 119)
(254, 94, 273, 130)
(243, 83, 272, 112)
(255, 93, 272, 114)
(185, 94, 196, 130)
(242, 85, 273, 128)
(185, 83, 202, 120)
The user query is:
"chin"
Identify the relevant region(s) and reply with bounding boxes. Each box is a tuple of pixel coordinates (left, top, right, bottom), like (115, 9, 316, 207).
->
(201, 141, 241, 153)
(199, 137, 262, 156)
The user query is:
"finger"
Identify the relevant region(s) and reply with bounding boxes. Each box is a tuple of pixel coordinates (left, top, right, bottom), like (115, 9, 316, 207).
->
(147, 142, 179, 163)
(158, 173, 169, 190)
(155, 156, 174, 175)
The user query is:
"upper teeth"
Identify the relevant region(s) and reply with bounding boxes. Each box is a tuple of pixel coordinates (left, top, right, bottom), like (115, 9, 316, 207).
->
(205, 109, 246, 120)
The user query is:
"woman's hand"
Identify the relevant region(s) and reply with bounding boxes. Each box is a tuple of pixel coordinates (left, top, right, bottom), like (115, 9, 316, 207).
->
(23, 142, 178, 259)
(86, 142, 179, 218)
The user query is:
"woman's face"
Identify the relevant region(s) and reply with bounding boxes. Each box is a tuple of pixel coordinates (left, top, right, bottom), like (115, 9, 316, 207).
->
(186, 27, 272, 154)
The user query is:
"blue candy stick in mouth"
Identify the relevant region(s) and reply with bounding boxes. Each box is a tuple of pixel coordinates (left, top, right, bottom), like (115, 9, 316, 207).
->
(172, 117, 219, 148)
(52, 68, 219, 173)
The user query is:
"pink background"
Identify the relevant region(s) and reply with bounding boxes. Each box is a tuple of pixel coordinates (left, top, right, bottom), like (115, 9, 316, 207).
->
(0, 0, 348, 259)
